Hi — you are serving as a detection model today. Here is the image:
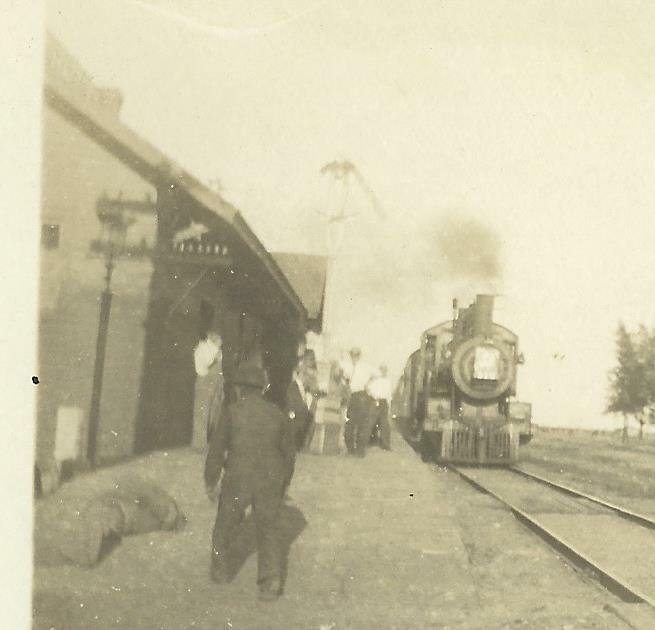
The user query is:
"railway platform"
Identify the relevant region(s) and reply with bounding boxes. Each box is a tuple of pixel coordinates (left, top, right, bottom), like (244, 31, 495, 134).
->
(34, 427, 642, 629)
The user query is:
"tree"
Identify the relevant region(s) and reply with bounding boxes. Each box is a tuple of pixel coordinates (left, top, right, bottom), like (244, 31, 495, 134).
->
(635, 324, 655, 439)
(606, 323, 648, 441)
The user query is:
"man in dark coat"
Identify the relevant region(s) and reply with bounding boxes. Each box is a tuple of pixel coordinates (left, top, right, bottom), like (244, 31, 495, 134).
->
(286, 363, 312, 451)
(204, 364, 296, 601)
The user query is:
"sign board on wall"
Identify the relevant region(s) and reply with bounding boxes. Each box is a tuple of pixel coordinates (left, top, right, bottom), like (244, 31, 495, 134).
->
(54, 406, 83, 463)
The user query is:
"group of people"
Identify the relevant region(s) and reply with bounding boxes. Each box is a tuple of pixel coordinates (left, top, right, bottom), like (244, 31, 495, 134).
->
(192, 331, 392, 602)
(339, 346, 393, 457)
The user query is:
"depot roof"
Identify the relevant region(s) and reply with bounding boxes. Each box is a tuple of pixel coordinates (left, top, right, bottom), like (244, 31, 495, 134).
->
(272, 252, 327, 328)
(43, 33, 306, 322)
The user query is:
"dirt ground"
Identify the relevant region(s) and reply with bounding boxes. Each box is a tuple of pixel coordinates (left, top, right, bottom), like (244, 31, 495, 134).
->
(33, 429, 641, 629)
(520, 427, 655, 514)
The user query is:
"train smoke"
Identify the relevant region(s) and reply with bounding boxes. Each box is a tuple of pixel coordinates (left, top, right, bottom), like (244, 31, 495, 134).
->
(432, 214, 503, 282)
(332, 211, 504, 313)
(325, 210, 504, 369)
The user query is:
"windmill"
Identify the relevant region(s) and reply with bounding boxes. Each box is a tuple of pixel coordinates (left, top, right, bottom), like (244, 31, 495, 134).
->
(317, 160, 385, 351)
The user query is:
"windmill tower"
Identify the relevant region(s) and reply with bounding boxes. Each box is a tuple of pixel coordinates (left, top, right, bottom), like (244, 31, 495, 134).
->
(317, 160, 385, 357)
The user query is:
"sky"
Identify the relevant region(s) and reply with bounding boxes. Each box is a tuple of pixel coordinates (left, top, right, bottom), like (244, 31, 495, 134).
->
(45, 0, 655, 429)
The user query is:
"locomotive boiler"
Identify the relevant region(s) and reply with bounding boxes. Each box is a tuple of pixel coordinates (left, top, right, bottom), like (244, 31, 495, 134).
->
(393, 295, 531, 464)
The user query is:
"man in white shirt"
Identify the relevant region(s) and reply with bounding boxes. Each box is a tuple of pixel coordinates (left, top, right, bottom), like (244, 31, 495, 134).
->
(194, 332, 221, 377)
(367, 364, 392, 451)
(339, 347, 376, 457)
(191, 330, 224, 451)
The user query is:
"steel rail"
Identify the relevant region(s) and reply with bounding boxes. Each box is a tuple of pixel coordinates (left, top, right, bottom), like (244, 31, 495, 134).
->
(509, 467, 655, 531)
(449, 465, 655, 608)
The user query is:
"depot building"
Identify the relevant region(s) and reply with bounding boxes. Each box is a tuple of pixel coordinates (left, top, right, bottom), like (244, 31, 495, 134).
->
(38, 34, 324, 472)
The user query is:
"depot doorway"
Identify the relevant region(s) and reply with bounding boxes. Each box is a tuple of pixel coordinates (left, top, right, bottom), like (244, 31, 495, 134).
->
(135, 302, 208, 453)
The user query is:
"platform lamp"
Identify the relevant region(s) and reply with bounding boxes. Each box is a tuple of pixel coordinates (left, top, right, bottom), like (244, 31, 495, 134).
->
(87, 200, 134, 468)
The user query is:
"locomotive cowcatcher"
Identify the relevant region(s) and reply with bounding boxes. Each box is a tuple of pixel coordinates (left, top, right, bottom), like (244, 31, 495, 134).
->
(394, 295, 531, 464)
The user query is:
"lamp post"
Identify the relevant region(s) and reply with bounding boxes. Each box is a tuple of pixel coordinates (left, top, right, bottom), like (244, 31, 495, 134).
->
(87, 204, 133, 468)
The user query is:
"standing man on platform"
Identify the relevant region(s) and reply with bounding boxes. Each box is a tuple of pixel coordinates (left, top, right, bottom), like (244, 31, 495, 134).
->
(340, 347, 375, 457)
(286, 360, 311, 451)
(299, 349, 320, 450)
(367, 364, 393, 451)
(283, 357, 312, 499)
(192, 330, 223, 450)
(205, 364, 296, 601)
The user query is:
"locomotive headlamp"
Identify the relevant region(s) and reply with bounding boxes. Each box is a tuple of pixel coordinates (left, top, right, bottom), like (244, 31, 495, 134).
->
(473, 346, 500, 381)
(452, 337, 515, 400)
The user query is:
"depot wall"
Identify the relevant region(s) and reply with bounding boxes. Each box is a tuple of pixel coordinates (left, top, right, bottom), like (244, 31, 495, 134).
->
(38, 105, 156, 469)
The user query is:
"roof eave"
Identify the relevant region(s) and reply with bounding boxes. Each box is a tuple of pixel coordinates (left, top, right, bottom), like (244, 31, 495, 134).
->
(44, 79, 306, 321)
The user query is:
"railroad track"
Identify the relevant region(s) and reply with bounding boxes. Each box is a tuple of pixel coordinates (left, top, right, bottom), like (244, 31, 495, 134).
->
(509, 466, 655, 531)
(449, 465, 655, 610)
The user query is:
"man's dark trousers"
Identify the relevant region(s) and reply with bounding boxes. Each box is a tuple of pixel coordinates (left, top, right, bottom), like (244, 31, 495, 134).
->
(212, 477, 282, 584)
(345, 391, 373, 456)
(372, 399, 391, 450)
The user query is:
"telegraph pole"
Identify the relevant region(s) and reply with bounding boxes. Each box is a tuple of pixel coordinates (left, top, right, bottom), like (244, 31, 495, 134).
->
(87, 245, 114, 468)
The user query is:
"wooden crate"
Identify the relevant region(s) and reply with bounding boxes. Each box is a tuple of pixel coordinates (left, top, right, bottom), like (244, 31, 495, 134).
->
(307, 359, 346, 455)
(309, 394, 344, 455)
(308, 422, 342, 455)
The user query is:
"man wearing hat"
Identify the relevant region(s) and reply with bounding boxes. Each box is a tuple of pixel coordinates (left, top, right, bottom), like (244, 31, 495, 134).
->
(204, 363, 296, 601)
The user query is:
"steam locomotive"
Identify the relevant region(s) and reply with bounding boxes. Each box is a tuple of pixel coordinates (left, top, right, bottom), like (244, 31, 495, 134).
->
(393, 295, 532, 464)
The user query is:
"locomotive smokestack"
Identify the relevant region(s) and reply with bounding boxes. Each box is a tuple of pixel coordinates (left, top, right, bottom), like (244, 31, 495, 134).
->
(473, 294, 494, 337)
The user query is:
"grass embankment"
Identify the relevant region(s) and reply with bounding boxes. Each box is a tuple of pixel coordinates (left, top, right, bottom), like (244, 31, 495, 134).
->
(521, 427, 655, 510)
